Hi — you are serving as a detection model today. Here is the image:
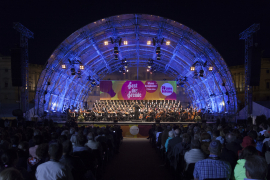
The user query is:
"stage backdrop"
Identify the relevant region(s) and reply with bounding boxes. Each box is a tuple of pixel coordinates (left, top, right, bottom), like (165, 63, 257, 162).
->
(100, 80, 176, 100)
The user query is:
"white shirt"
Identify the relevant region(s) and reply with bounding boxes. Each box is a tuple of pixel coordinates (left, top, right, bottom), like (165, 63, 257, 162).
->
(259, 130, 266, 136)
(184, 149, 205, 170)
(263, 137, 270, 144)
(36, 160, 73, 180)
(85, 140, 100, 150)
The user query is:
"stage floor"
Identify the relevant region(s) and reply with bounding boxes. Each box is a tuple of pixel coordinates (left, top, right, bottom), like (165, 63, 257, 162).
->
(57, 120, 214, 125)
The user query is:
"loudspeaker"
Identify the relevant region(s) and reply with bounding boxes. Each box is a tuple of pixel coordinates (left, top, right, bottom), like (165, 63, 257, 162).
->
(11, 48, 22, 86)
(113, 120, 118, 123)
(250, 44, 261, 86)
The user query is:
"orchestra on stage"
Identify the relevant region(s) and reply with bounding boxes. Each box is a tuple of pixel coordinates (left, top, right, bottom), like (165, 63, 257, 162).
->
(67, 100, 204, 122)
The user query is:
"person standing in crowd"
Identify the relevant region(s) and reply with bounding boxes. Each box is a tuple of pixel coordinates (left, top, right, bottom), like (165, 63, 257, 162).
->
(193, 140, 231, 180)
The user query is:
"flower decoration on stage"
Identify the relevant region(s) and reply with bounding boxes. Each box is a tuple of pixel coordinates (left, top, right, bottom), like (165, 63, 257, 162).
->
(121, 81, 146, 100)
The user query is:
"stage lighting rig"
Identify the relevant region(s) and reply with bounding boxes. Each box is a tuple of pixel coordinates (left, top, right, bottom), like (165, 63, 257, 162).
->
(190, 61, 213, 78)
(104, 37, 127, 46)
(157, 54, 161, 60)
(199, 69, 204, 77)
(156, 47, 160, 54)
(71, 68, 76, 75)
(77, 70, 82, 78)
(114, 47, 119, 54)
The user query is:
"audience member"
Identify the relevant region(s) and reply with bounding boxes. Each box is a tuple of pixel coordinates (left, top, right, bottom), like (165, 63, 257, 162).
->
(184, 139, 204, 170)
(245, 155, 267, 180)
(200, 132, 211, 156)
(85, 133, 101, 150)
(165, 131, 174, 152)
(193, 140, 231, 180)
(234, 146, 258, 180)
(35, 143, 73, 180)
(0, 168, 23, 180)
(29, 135, 43, 158)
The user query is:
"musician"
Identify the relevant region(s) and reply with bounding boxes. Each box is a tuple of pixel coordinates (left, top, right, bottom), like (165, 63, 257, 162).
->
(134, 102, 140, 120)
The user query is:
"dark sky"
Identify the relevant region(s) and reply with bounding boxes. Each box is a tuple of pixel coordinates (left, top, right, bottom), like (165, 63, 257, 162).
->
(0, 0, 270, 67)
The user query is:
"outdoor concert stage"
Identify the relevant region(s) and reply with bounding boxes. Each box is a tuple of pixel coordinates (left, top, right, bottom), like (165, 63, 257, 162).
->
(57, 120, 211, 126)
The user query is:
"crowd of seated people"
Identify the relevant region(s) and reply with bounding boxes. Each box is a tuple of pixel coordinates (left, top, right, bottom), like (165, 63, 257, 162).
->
(0, 118, 123, 180)
(149, 116, 270, 180)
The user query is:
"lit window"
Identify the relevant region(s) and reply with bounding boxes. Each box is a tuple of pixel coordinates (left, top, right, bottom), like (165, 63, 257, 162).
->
(147, 41, 151, 45)
(123, 41, 128, 45)
(166, 41, 170, 45)
(104, 41, 109, 45)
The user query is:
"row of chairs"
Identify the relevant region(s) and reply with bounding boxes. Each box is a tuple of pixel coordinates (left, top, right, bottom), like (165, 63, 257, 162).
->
(150, 133, 225, 180)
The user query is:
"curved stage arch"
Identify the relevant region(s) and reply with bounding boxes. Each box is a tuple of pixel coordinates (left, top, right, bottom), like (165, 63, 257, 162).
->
(35, 14, 237, 116)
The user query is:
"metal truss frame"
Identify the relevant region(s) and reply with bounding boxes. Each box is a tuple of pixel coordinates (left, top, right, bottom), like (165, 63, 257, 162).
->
(35, 14, 237, 116)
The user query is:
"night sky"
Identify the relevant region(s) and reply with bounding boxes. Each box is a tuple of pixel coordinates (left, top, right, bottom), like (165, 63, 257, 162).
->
(0, 0, 269, 67)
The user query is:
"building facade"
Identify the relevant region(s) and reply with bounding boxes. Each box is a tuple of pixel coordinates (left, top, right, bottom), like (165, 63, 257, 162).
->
(229, 58, 270, 110)
(0, 55, 43, 118)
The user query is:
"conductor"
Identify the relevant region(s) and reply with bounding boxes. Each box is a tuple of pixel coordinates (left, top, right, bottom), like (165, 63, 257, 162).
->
(134, 103, 140, 120)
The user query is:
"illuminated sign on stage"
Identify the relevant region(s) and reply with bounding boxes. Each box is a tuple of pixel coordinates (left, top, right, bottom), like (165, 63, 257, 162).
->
(100, 80, 176, 100)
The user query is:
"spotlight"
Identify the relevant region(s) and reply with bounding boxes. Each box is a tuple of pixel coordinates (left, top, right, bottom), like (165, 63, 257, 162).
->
(61, 64, 66, 69)
(124, 63, 128, 68)
(156, 47, 160, 54)
(157, 54, 161, 60)
(104, 41, 109, 45)
(147, 68, 150, 72)
(71, 68, 76, 75)
(209, 66, 213, 71)
(114, 47, 119, 54)
(190, 66, 195, 71)
(147, 41, 151, 45)
(148, 65, 151, 68)
(114, 55, 118, 60)
(126, 69, 129, 72)
(123, 41, 128, 45)
(199, 70, 204, 77)
(166, 41, 170, 45)
(79, 65, 84, 70)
